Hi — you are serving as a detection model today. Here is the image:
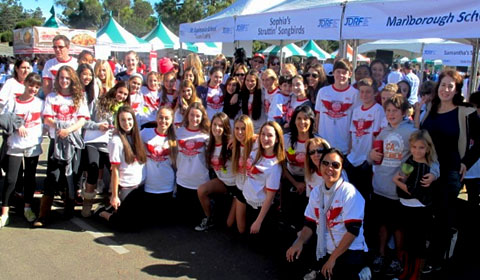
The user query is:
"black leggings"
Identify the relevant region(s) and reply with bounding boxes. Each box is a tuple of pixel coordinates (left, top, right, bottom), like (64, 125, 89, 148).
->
(85, 145, 110, 185)
(2, 155, 39, 206)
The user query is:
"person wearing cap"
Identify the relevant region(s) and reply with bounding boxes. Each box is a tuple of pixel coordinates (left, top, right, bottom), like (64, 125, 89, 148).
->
(250, 53, 265, 72)
(116, 51, 141, 82)
(403, 62, 420, 105)
(158, 57, 174, 75)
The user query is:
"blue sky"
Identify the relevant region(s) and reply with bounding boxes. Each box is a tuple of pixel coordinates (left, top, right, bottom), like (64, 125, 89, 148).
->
(20, 0, 160, 18)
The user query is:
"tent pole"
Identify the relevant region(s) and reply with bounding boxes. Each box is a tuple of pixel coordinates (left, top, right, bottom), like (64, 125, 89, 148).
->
(338, 2, 347, 59)
(179, 41, 184, 76)
(419, 43, 425, 82)
(352, 39, 358, 83)
(280, 40, 284, 71)
(469, 38, 479, 99)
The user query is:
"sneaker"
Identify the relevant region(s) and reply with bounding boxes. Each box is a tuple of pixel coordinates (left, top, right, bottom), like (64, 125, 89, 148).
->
(194, 217, 214, 232)
(372, 256, 385, 273)
(0, 215, 9, 228)
(385, 259, 404, 276)
(33, 217, 45, 228)
(421, 263, 441, 274)
(96, 179, 105, 194)
(24, 208, 37, 222)
(303, 270, 318, 280)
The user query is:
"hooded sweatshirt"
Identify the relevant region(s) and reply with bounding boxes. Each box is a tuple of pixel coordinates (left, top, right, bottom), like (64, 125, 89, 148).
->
(370, 119, 416, 200)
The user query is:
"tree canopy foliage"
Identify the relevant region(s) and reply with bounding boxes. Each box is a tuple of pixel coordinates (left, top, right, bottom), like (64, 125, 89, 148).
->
(0, 0, 45, 43)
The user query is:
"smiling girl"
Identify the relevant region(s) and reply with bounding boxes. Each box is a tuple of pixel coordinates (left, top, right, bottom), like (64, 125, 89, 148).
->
(81, 82, 130, 217)
(34, 65, 90, 227)
(0, 73, 43, 228)
(174, 79, 200, 127)
(242, 121, 285, 235)
(241, 69, 265, 132)
(0, 59, 31, 107)
(197, 66, 225, 119)
(176, 102, 210, 223)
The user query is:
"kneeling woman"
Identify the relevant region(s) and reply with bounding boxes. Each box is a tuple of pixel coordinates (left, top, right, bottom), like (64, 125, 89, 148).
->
(96, 106, 146, 229)
(242, 121, 285, 234)
(286, 148, 368, 280)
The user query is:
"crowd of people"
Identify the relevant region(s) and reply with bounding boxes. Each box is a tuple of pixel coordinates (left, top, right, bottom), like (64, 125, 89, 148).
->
(0, 34, 479, 280)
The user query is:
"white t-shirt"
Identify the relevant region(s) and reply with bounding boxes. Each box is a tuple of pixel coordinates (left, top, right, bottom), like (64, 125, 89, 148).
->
(159, 90, 175, 109)
(210, 144, 235, 186)
(305, 179, 368, 254)
(347, 103, 385, 167)
(235, 143, 259, 191)
(43, 57, 78, 82)
(141, 128, 175, 194)
(284, 133, 307, 176)
(387, 71, 403, 84)
(129, 92, 145, 115)
(286, 96, 309, 124)
(42, 92, 90, 138)
(404, 72, 420, 105)
(174, 108, 184, 127)
(206, 86, 224, 120)
(4, 96, 44, 150)
(268, 93, 290, 122)
(315, 85, 359, 154)
(305, 170, 325, 198)
(141, 86, 160, 116)
(0, 78, 24, 107)
(263, 87, 279, 115)
(108, 135, 146, 187)
(176, 127, 210, 190)
(242, 151, 282, 208)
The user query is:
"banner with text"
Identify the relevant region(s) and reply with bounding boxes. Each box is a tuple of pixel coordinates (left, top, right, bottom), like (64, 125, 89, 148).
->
(343, 0, 480, 39)
(180, 17, 234, 43)
(234, 5, 342, 41)
(423, 43, 475, 66)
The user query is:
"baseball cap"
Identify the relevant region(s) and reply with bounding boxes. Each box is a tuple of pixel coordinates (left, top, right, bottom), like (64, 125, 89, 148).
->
(158, 57, 174, 74)
(252, 53, 265, 62)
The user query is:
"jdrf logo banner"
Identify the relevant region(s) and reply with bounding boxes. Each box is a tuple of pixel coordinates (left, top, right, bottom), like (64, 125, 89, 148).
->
(342, 0, 480, 39)
(234, 6, 342, 41)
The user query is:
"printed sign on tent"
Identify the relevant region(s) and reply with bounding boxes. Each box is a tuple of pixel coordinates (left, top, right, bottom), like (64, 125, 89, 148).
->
(180, 17, 234, 42)
(234, 6, 342, 41)
(342, 0, 480, 40)
(423, 43, 475, 67)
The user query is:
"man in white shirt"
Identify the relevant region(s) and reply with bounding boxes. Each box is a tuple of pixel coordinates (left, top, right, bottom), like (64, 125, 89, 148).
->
(387, 63, 403, 84)
(42, 35, 78, 95)
(403, 62, 420, 105)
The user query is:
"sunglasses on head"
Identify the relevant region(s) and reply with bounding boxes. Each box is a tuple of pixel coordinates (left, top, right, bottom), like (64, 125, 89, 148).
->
(305, 73, 319, 78)
(321, 160, 342, 170)
(308, 148, 325, 156)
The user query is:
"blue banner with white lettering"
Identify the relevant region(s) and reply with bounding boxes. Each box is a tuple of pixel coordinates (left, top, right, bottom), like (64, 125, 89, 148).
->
(342, 0, 480, 39)
(180, 17, 234, 43)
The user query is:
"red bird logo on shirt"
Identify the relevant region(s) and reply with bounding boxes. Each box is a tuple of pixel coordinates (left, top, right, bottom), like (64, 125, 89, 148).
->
(143, 96, 160, 111)
(322, 100, 352, 118)
(326, 207, 343, 228)
(211, 156, 225, 171)
(178, 139, 205, 156)
(146, 143, 169, 162)
(18, 112, 41, 128)
(207, 95, 224, 109)
(247, 164, 263, 178)
(51, 104, 76, 121)
(353, 119, 373, 137)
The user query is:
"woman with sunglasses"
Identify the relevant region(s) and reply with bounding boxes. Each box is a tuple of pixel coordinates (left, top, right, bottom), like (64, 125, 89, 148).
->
(212, 54, 229, 84)
(305, 63, 328, 106)
(267, 56, 280, 75)
(233, 64, 248, 88)
(286, 148, 368, 280)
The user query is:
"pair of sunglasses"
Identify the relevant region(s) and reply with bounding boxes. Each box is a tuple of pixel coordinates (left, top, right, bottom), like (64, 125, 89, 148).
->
(308, 148, 325, 156)
(305, 73, 319, 78)
(321, 160, 342, 170)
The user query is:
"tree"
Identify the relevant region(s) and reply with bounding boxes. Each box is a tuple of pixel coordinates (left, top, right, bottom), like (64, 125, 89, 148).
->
(103, 0, 130, 18)
(0, 0, 24, 33)
(55, 0, 103, 29)
(154, 0, 235, 34)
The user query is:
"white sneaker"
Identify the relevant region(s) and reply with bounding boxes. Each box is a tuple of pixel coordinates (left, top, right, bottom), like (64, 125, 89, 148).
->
(96, 179, 105, 194)
(24, 208, 37, 222)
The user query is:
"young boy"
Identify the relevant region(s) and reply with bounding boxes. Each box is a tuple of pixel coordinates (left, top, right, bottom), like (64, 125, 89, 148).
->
(346, 78, 385, 200)
(380, 83, 399, 106)
(268, 75, 292, 126)
(368, 94, 416, 276)
(315, 58, 359, 155)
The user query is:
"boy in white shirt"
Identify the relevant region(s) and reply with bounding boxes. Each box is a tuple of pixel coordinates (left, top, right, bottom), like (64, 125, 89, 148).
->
(315, 59, 359, 155)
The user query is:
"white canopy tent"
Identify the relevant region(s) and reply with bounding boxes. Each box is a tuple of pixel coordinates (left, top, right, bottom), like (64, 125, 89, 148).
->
(342, 0, 480, 95)
(179, 0, 286, 42)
